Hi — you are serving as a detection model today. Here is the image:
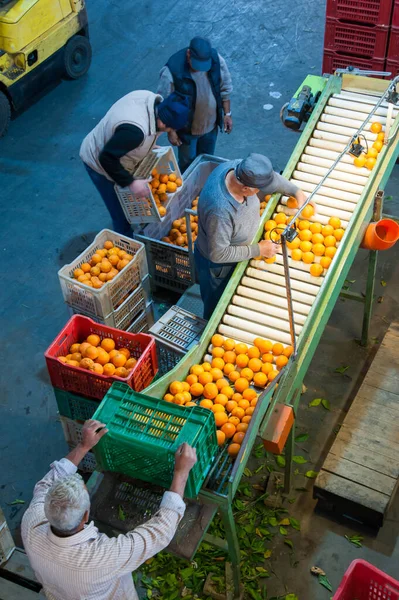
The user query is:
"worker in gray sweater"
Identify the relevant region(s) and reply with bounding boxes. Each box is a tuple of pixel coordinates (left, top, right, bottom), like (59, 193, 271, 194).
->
(195, 153, 310, 319)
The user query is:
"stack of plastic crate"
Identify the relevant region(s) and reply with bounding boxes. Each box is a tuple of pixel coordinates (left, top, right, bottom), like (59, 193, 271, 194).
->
(322, 0, 393, 75)
(45, 315, 158, 472)
(387, 1, 399, 75)
(58, 229, 154, 334)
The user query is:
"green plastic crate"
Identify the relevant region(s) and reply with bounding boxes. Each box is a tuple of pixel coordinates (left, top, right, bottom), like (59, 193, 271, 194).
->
(92, 382, 218, 497)
(53, 388, 100, 421)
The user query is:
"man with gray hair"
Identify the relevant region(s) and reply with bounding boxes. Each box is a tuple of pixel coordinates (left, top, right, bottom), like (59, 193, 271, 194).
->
(22, 419, 197, 599)
(195, 153, 311, 319)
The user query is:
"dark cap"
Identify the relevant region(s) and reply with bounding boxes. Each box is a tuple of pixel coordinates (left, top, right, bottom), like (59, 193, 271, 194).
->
(189, 37, 212, 71)
(157, 92, 190, 130)
(235, 153, 278, 188)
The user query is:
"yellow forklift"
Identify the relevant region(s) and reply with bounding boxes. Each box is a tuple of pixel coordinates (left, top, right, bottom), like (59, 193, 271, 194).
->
(0, 0, 91, 137)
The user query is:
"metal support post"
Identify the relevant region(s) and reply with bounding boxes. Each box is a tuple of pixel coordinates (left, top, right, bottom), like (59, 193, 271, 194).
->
(219, 504, 241, 599)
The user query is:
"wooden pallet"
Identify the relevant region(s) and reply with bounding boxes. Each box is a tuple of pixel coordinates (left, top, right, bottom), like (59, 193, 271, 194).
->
(314, 323, 399, 528)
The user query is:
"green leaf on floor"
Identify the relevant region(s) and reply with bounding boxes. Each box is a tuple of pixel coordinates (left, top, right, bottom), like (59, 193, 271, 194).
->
(285, 594, 298, 600)
(335, 365, 349, 374)
(8, 499, 25, 505)
(295, 432, 309, 442)
(284, 539, 294, 550)
(305, 470, 318, 479)
(276, 455, 286, 467)
(268, 516, 278, 527)
(264, 549, 272, 559)
(289, 517, 301, 530)
(118, 505, 126, 521)
(322, 398, 331, 410)
(244, 468, 253, 477)
(288, 497, 296, 504)
(381, 279, 387, 287)
(279, 518, 290, 526)
(318, 574, 333, 592)
(256, 566, 269, 576)
(309, 398, 321, 407)
(279, 526, 288, 535)
(293, 455, 307, 464)
(385, 195, 393, 201)
(345, 534, 363, 547)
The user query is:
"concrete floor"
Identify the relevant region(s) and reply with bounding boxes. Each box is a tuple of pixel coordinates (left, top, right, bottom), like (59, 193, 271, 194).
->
(1, 0, 399, 596)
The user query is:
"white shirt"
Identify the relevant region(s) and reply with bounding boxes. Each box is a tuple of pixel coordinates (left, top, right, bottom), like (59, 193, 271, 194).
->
(21, 458, 186, 600)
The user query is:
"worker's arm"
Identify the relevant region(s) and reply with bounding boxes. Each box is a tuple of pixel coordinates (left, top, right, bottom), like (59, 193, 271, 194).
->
(98, 124, 145, 187)
(157, 66, 175, 99)
(265, 174, 313, 210)
(219, 54, 233, 133)
(110, 444, 197, 574)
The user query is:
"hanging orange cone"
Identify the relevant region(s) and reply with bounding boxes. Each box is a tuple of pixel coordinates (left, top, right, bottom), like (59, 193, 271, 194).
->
(361, 218, 399, 251)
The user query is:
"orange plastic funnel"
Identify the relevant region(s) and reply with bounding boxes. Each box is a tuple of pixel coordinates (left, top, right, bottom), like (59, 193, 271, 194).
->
(361, 219, 399, 251)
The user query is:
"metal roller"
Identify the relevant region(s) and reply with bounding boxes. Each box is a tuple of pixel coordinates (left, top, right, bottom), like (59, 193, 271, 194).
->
(231, 294, 307, 326)
(227, 304, 302, 336)
(218, 324, 278, 347)
(236, 284, 311, 316)
(292, 170, 365, 193)
(316, 121, 376, 142)
(300, 153, 370, 176)
(246, 267, 319, 296)
(222, 314, 293, 346)
(251, 259, 324, 286)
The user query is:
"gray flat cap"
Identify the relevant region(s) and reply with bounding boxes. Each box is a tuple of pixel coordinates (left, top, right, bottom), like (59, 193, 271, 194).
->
(235, 153, 278, 188)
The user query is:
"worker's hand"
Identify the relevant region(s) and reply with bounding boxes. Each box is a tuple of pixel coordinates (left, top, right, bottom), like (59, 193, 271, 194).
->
(80, 419, 108, 451)
(168, 130, 182, 147)
(258, 240, 279, 258)
(295, 189, 316, 213)
(224, 115, 233, 134)
(129, 178, 151, 198)
(174, 443, 197, 475)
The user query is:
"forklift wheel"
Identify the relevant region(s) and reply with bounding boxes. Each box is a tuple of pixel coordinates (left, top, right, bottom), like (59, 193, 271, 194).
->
(0, 91, 11, 137)
(64, 35, 92, 80)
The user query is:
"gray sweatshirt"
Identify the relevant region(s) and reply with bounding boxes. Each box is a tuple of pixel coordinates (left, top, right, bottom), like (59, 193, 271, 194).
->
(195, 160, 299, 264)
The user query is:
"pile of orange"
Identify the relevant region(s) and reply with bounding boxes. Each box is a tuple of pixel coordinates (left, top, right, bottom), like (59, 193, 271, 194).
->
(150, 169, 183, 217)
(72, 240, 134, 289)
(58, 334, 137, 378)
(259, 194, 272, 216)
(353, 123, 384, 171)
(163, 335, 293, 458)
(162, 197, 199, 248)
(263, 212, 344, 276)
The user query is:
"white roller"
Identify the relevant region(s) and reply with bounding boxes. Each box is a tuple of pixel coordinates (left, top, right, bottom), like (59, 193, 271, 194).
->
(300, 153, 370, 177)
(251, 259, 324, 286)
(227, 304, 302, 336)
(218, 324, 278, 347)
(290, 178, 360, 204)
(321, 112, 386, 129)
(292, 170, 364, 194)
(232, 293, 307, 326)
(316, 121, 376, 142)
(309, 137, 347, 153)
(236, 285, 311, 316)
(313, 129, 352, 145)
(325, 103, 398, 121)
(280, 192, 354, 213)
(246, 267, 319, 296)
(241, 276, 314, 306)
(303, 145, 355, 164)
(222, 314, 292, 346)
(274, 205, 349, 227)
(336, 91, 389, 107)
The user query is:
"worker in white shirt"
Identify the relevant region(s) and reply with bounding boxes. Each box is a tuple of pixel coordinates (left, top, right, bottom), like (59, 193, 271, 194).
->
(21, 420, 197, 600)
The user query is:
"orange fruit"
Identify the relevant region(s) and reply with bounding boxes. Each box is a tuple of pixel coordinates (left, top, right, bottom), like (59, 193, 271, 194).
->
(69, 343, 81, 354)
(299, 240, 312, 253)
(236, 354, 249, 368)
(298, 220, 310, 231)
(312, 243, 325, 256)
(370, 121, 382, 133)
(253, 372, 267, 387)
(328, 217, 341, 230)
(190, 364, 204, 375)
(215, 412, 229, 427)
(321, 225, 334, 237)
(159, 174, 169, 184)
(242, 388, 257, 401)
(367, 147, 378, 159)
(182, 391, 192, 403)
(301, 204, 314, 219)
(233, 432, 246, 444)
(291, 248, 303, 261)
(235, 342, 248, 355)
(125, 357, 137, 370)
(245, 407, 255, 416)
(324, 235, 336, 248)
(262, 353, 274, 363)
(200, 399, 214, 409)
(236, 423, 249, 433)
(229, 416, 241, 427)
(274, 212, 287, 224)
(70, 352, 82, 362)
(81, 262, 91, 273)
(186, 374, 198, 386)
(85, 346, 99, 360)
(170, 381, 184, 395)
(181, 381, 190, 392)
(287, 238, 301, 250)
(210, 368, 224, 382)
(309, 222, 322, 234)
(228, 370, 240, 383)
(264, 219, 277, 231)
(275, 355, 289, 369)
(234, 377, 249, 392)
(232, 407, 245, 420)
(286, 196, 298, 209)
(238, 399, 250, 410)
(211, 403, 225, 414)
(248, 358, 262, 373)
(299, 229, 312, 242)
(168, 173, 177, 182)
(334, 228, 345, 241)
(223, 363, 235, 376)
(164, 393, 174, 402)
(223, 351, 237, 364)
(203, 382, 218, 400)
(283, 345, 294, 358)
(312, 233, 324, 245)
(254, 338, 273, 354)
(167, 181, 177, 193)
(112, 352, 127, 368)
(211, 357, 225, 370)
(79, 358, 96, 370)
(101, 338, 115, 352)
(114, 366, 128, 378)
(242, 415, 252, 424)
(302, 251, 314, 264)
(247, 346, 261, 359)
(104, 240, 113, 250)
(223, 338, 236, 351)
(103, 363, 116, 376)
(216, 430, 226, 446)
(79, 342, 91, 357)
(221, 386, 234, 399)
(325, 246, 337, 259)
(190, 382, 204, 397)
(365, 157, 376, 171)
(353, 155, 366, 168)
(320, 256, 332, 269)
(251, 398, 258, 407)
(93, 363, 104, 375)
(227, 443, 241, 457)
(240, 368, 254, 382)
(91, 253, 102, 265)
(216, 378, 229, 391)
(221, 422, 236, 439)
(226, 400, 238, 413)
(272, 342, 284, 356)
(202, 362, 212, 372)
(198, 371, 213, 386)
(232, 393, 243, 403)
(377, 131, 385, 141)
(215, 394, 228, 406)
(212, 346, 225, 358)
(86, 334, 101, 347)
(310, 263, 323, 278)
(261, 362, 273, 375)
(96, 349, 110, 366)
(268, 370, 278, 382)
(108, 254, 119, 266)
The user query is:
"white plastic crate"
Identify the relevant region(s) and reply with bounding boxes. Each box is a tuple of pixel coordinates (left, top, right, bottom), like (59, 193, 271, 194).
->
(135, 154, 228, 292)
(61, 416, 84, 446)
(127, 302, 155, 334)
(115, 147, 183, 224)
(149, 306, 207, 374)
(67, 276, 151, 331)
(68, 444, 97, 473)
(0, 509, 15, 565)
(58, 229, 148, 318)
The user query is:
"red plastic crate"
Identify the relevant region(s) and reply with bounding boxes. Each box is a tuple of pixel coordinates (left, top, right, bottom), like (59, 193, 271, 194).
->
(386, 57, 399, 75)
(45, 315, 158, 400)
(392, 0, 399, 26)
(388, 26, 399, 59)
(323, 49, 386, 74)
(333, 559, 399, 599)
(326, 0, 394, 26)
(324, 17, 389, 58)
